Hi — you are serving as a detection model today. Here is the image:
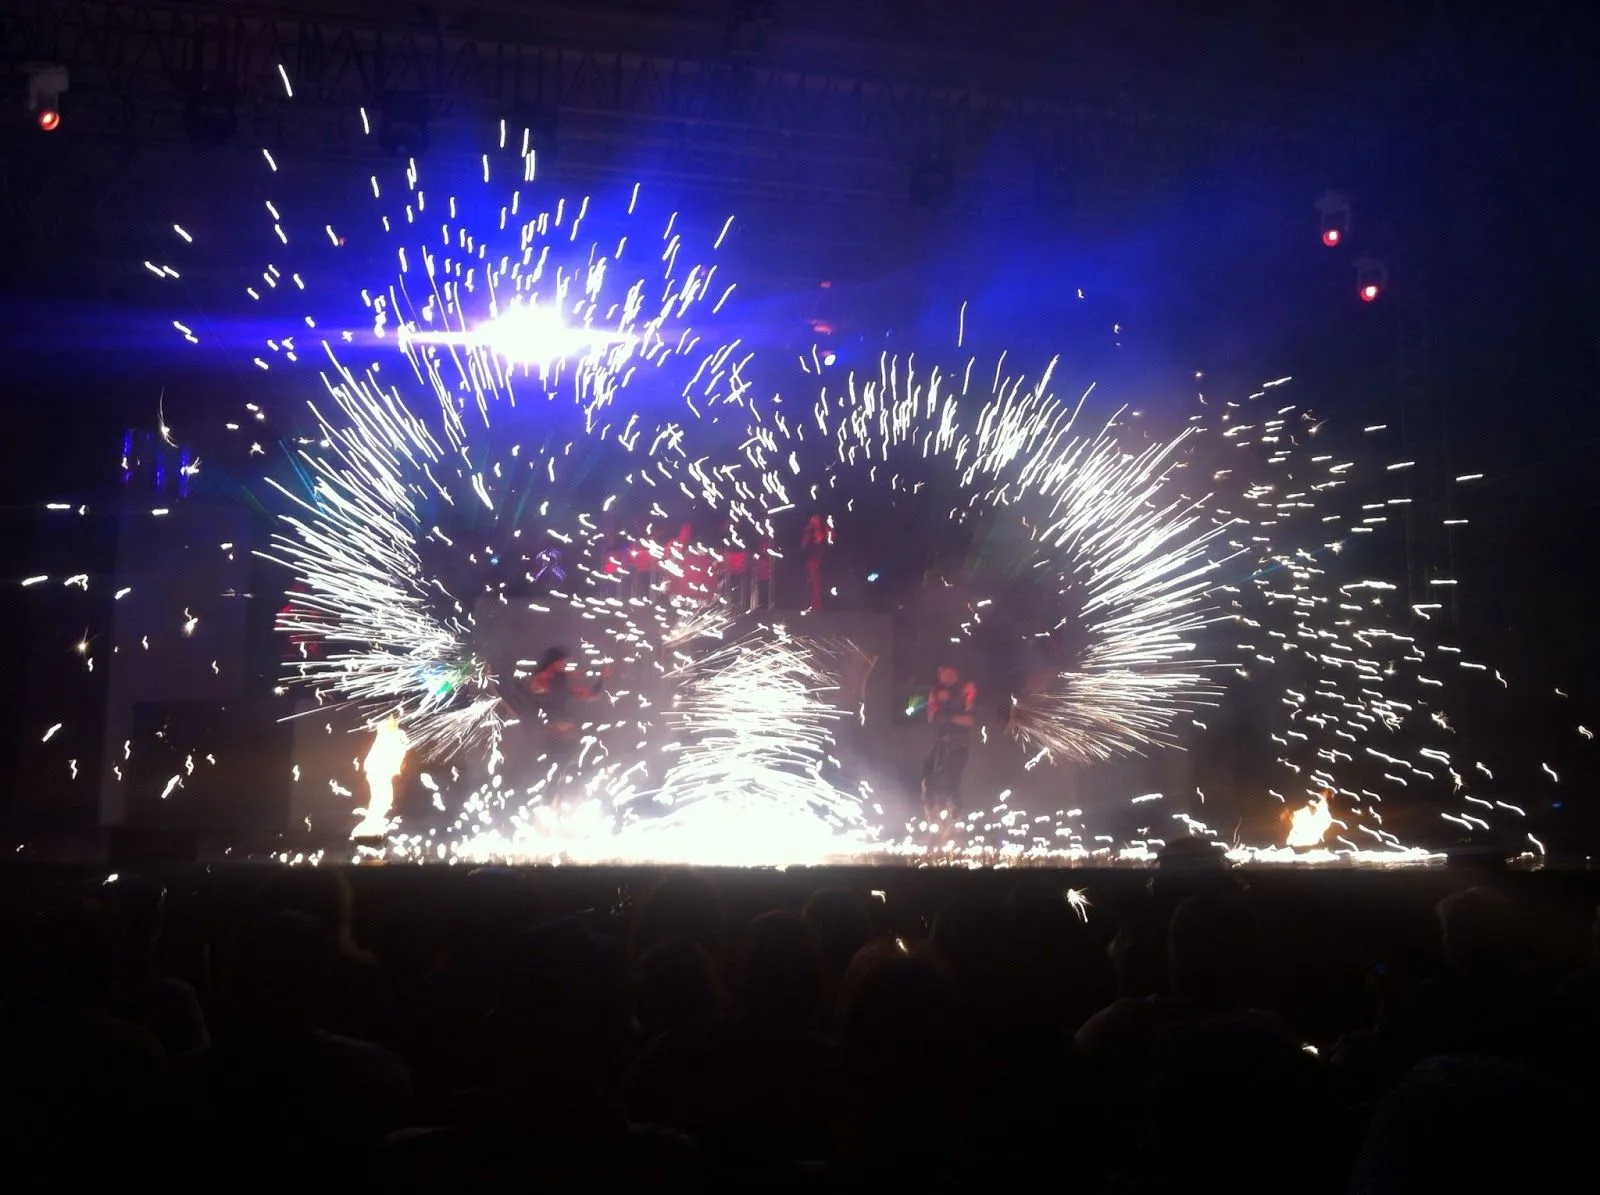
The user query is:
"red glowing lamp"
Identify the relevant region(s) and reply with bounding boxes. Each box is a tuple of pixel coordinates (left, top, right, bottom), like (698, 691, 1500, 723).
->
(1355, 254, 1388, 304)
(1316, 190, 1351, 249)
(37, 108, 60, 132)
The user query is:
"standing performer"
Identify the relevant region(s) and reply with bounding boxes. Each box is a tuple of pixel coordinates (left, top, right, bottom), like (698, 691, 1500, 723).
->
(714, 517, 748, 608)
(749, 534, 775, 612)
(527, 646, 606, 802)
(801, 513, 833, 611)
(921, 665, 976, 823)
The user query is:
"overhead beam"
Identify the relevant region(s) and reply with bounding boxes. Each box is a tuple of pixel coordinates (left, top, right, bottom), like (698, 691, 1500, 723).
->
(3, 1, 1363, 172)
(1, 2, 1375, 300)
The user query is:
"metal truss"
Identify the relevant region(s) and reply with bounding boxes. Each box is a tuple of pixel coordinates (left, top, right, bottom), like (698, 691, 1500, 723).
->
(3, 1, 1357, 174)
(0, 1, 1374, 295)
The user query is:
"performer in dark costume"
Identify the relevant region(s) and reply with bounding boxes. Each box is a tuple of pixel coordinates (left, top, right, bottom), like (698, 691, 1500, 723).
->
(498, 647, 605, 802)
(531, 647, 606, 794)
(921, 664, 976, 822)
(801, 513, 833, 611)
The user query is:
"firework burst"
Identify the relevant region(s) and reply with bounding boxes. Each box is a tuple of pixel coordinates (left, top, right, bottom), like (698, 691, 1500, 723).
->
(251, 126, 765, 758)
(655, 629, 860, 822)
(745, 353, 1239, 765)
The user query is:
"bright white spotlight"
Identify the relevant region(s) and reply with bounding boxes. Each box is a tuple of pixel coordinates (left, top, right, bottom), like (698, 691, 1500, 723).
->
(474, 302, 630, 364)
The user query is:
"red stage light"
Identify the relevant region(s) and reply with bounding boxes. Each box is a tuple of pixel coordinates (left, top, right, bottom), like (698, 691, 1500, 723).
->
(1360, 282, 1380, 302)
(37, 108, 60, 131)
(1322, 227, 1341, 247)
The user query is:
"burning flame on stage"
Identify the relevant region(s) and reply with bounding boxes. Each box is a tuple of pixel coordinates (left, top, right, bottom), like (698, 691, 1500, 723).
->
(1285, 788, 1338, 849)
(353, 715, 409, 840)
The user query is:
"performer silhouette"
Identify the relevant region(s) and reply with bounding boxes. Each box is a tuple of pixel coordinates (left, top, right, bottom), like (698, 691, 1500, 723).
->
(801, 513, 833, 610)
(498, 647, 606, 802)
(922, 665, 976, 822)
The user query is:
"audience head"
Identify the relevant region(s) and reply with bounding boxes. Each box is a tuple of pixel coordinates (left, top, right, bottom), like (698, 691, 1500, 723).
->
(491, 916, 634, 1084)
(634, 937, 724, 1041)
(256, 867, 361, 955)
(735, 910, 826, 1030)
(838, 939, 954, 1058)
(1141, 1015, 1332, 1194)
(1436, 887, 1522, 980)
(1150, 837, 1236, 906)
(802, 887, 874, 981)
(1167, 894, 1260, 1010)
(220, 909, 336, 1035)
(931, 892, 1014, 981)
(1351, 1055, 1589, 1193)
(630, 870, 729, 964)
(440, 868, 539, 964)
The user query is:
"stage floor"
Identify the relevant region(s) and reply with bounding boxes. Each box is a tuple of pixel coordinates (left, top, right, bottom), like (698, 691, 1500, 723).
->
(9, 817, 1476, 872)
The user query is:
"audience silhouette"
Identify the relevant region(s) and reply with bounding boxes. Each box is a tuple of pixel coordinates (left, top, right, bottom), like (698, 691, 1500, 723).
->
(2, 859, 1596, 1190)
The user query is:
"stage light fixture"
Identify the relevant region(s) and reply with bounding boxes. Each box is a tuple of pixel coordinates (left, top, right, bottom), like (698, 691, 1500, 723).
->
(1355, 254, 1388, 303)
(1317, 190, 1351, 249)
(378, 92, 431, 157)
(25, 64, 68, 131)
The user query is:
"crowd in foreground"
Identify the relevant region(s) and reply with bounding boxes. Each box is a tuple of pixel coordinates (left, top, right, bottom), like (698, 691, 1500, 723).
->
(2, 847, 1597, 1191)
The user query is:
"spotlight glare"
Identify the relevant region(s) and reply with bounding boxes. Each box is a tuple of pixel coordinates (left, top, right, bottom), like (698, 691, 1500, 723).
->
(469, 301, 628, 364)
(1322, 227, 1340, 247)
(1360, 282, 1380, 302)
